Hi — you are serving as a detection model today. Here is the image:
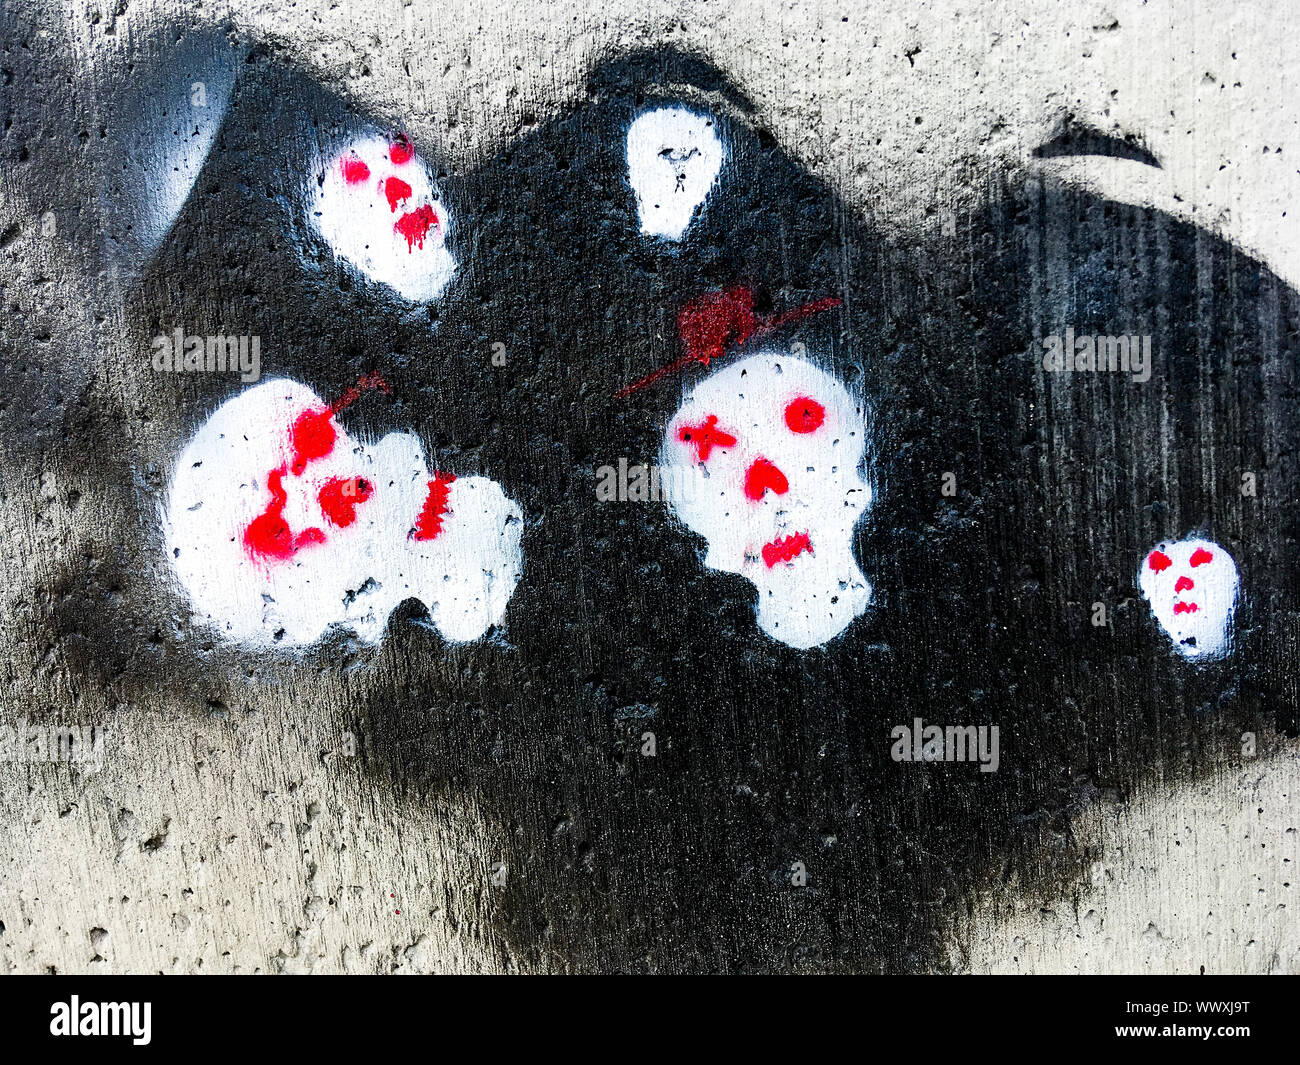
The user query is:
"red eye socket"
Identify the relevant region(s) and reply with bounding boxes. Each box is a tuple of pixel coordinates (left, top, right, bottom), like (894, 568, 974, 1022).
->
(1189, 547, 1214, 567)
(784, 396, 825, 434)
(1147, 550, 1172, 572)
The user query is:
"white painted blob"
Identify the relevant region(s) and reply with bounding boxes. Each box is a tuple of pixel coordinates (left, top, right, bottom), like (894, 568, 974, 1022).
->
(660, 352, 872, 650)
(164, 379, 522, 649)
(626, 107, 725, 241)
(1138, 537, 1239, 660)
(310, 134, 456, 302)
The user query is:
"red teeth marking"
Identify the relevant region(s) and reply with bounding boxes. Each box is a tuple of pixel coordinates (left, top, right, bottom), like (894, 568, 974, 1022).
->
(1173, 602, 1200, 615)
(395, 204, 439, 251)
(677, 414, 737, 461)
(412, 472, 456, 541)
(762, 532, 812, 568)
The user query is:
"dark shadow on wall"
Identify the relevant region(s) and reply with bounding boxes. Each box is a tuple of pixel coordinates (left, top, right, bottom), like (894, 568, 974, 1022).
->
(24, 34, 1300, 972)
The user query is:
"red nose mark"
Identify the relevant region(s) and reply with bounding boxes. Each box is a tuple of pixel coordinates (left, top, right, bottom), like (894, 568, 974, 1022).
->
(614, 285, 843, 398)
(784, 396, 825, 434)
(384, 176, 413, 212)
(412, 471, 456, 541)
(1147, 550, 1172, 572)
(678, 414, 737, 461)
(319, 477, 373, 528)
(762, 531, 812, 568)
(1174, 575, 1194, 593)
(395, 204, 439, 251)
(390, 134, 414, 165)
(1190, 548, 1214, 567)
(244, 467, 328, 560)
(340, 154, 371, 185)
(1173, 602, 1200, 615)
(744, 457, 789, 501)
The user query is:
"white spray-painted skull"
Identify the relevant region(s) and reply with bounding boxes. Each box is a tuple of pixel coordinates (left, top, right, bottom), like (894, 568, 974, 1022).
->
(165, 378, 522, 648)
(626, 106, 725, 241)
(1138, 537, 1239, 660)
(310, 133, 456, 302)
(660, 351, 872, 649)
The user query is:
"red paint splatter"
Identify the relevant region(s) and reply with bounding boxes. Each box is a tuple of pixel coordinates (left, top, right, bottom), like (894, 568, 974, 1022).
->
(243, 467, 327, 560)
(762, 531, 812, 568)
(1147, 550, 1172, 572)
(384, 176, 413, 212)
(1173, 602, 1200, 615)
(330, 371, 391, 415)
(784, 396, 825, 434)
(245, 374, 392, 562)
(395, 204, 439, 251)
(1190, 548, 1214, 567)
(615, 285, 843, 398)
(412, 472, 456, 541)
(391, 892, 401, 915)
(744, 457, 789, 501)
(677, 414, 737, 461)
(319, 477, 373, 528)
(390, 135, 414, 165)
(1174, 575, 1194, 593)
(341, 154, 371, 185)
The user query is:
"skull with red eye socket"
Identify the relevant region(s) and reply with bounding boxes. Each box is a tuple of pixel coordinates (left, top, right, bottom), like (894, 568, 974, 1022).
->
(660, 351, 873, 649)
(1138, 537, 1239, 659)
(311, 133, 456, 303)
(164, 378, 523, 648)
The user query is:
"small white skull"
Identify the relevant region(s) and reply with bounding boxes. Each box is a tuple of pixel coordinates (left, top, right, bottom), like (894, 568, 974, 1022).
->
(626, 106, 725, 241)
(660, 352, 872, 649)
(310, 133, 456, 302)
(165, 379, 522, 648)
(1137, 537, 1239, 659)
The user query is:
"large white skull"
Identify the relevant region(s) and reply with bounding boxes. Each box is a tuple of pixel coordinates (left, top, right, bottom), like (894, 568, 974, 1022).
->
(626, 106, 725, 241)
(310, 134, 456, 302)
(1138, 537, 1239, 660)
(660, 352, 872, 649)
(164, 379, 522, 648)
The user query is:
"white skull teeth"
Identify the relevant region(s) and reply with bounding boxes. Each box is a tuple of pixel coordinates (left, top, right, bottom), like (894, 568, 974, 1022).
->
(310, 133, 456, 302)
(660, 352, 872, 650)
(626, 107, 725, 241)
(165, 378, 522, 649)
(1138, 537, 1239, 660)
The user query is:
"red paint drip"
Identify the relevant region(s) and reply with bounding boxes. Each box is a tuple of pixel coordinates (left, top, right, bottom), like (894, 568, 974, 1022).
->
(1173, 602, 1200, 615)
(1190, 547, 1214, 567)
(319, 477, 373, 528)
(677, 413, 737, 461)
(762, 531, 812, 568)
(395, 204, 438, 251)
(341, 154, 371, 185)
(390, 134, 414, 165)
(1174, 575, 1194, 593)
(384, 176, 413, 212)
(243, 467, 328, 560)
(744, 457, 789, 501)
(1147, 550, 1172, 572)
(614, 286, 843, 399)
(412, 472, 456, 541)
(785, 396, 825, 434)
